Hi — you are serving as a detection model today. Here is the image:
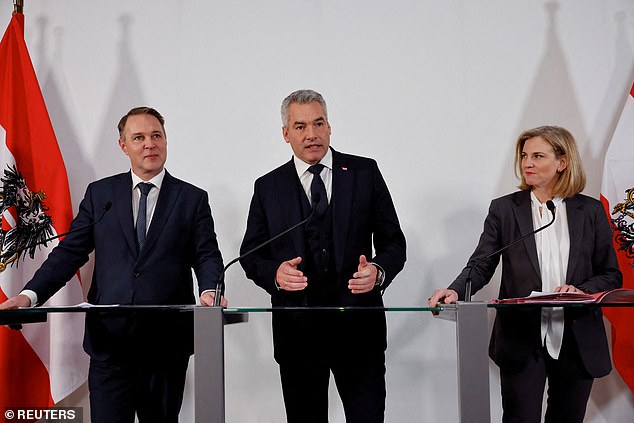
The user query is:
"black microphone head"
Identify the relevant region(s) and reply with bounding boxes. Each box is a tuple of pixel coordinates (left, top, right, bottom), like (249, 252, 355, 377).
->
(103, 201, 112, 212)
(546, 200, 556, 215)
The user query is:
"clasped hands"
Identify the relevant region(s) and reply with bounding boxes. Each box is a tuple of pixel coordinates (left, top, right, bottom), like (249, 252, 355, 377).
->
(275, 255, 378, 294)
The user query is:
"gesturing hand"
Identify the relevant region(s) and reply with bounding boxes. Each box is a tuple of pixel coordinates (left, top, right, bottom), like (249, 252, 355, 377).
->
(275, 257, 308, 291)
(348, 255, 377, 294)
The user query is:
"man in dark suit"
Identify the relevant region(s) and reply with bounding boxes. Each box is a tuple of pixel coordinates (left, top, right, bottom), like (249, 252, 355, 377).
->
(0, 106, 225, 423)
(240, 90, 406, 423)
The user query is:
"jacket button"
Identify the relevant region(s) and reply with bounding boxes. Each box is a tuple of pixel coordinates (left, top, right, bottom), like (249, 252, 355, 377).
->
(133, 272, 140, 278)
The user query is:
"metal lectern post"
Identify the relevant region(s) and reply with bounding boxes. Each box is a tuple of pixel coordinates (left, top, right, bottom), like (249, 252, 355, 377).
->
(194, 306, 225, 423)
(455, 301, 491, 423)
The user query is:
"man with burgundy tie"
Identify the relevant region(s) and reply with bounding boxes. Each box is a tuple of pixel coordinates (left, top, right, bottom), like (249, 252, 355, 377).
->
(0, 106, 225, 423)
(240, 90, 407, 423)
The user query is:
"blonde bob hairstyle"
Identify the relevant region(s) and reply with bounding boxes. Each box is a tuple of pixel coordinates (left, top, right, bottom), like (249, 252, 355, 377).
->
(513, 125, 586, 198)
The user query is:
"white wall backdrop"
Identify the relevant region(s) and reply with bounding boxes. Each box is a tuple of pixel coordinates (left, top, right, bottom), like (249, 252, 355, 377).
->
(2, 0, 634, 421)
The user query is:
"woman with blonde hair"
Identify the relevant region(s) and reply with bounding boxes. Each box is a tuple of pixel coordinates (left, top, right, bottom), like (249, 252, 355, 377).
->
(429, 126, 622, 422)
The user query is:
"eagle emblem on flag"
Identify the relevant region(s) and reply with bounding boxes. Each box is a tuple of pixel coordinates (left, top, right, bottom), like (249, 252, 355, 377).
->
(0, 164, 54, 272)
(611, 187, 634, 267)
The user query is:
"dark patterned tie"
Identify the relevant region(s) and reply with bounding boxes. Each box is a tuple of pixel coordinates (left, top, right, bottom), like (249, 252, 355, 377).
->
(136, 182, 153, 251)
(308, 164, 327, 217)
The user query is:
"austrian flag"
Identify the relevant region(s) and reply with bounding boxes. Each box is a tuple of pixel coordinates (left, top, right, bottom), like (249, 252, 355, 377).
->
(0, 11, 88, 410)
(600, 82, 634, 394)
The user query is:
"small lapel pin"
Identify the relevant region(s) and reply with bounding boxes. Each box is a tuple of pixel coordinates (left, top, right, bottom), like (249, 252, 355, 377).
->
(341, 166, 348, 171)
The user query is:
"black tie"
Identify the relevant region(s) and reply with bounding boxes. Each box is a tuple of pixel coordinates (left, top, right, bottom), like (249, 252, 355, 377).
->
(308, 164, 327, 218)
(136, 182, 153, 251)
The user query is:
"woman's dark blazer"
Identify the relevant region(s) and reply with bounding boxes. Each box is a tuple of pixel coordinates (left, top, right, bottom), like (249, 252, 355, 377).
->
(449, 190, 622, 376)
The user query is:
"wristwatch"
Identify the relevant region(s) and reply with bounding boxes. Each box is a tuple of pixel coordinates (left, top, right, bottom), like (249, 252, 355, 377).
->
(372, 263, 386, 287)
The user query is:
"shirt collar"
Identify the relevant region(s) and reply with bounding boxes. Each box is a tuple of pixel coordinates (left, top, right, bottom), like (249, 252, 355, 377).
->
(530, 191, 563, 207)
(131, 168, 166, 190)
(293, 148, 333, 178)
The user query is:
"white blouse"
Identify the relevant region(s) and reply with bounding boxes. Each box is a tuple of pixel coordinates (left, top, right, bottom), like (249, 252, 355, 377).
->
(530, 191, 569, 359)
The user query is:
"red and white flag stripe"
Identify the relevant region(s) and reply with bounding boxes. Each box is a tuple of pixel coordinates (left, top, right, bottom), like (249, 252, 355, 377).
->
(600, 82, 634, 394)
(0, 12, 87, 410)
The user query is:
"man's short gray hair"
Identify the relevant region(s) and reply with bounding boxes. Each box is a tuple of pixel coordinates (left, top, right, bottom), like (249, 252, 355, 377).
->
(281, 89, 328, 127)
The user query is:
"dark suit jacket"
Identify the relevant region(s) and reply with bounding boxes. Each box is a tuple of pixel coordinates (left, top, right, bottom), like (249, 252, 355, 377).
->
(449, 190, 622, 376)
(25, 170, 224, 361)
(240, 148, 406, 361)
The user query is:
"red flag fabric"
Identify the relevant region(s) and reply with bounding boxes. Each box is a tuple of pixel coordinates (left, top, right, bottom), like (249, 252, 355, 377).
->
(0, 12, 87, 410)
(600, 82, 634, 393)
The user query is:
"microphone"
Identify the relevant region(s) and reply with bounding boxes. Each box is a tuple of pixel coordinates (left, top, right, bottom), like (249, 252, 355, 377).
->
(0, 201, 112, 271)
(212, 193, 321, 306)
(463, 199, 556, 302)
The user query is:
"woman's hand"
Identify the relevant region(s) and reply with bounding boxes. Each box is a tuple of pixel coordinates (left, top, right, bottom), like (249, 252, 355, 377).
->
(554, 284, 584, 294)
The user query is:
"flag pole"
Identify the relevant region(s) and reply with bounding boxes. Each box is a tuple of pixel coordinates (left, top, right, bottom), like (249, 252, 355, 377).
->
(14, 0, 24, 14)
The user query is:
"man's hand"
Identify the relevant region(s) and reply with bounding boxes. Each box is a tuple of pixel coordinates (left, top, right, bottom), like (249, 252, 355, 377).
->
(427, 289, 459, 307)
(348, 255, 377, 294)
(199, 291, 228, 307)
(275, 257, 308, 291)
(0, 294, 31, 310)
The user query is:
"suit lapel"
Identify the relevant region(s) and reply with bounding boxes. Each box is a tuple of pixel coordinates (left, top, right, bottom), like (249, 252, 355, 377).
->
(114, 172, 137, 255)
(565, 195, 583, 282)
(276, 159, 306, 257)
(331, 150, 352, 273)
(142, 171, 181, 258)
(513, 191, 541, 281)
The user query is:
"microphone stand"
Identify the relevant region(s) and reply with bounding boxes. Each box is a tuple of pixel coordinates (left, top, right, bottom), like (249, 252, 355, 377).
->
(464, 200, 556, 302)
